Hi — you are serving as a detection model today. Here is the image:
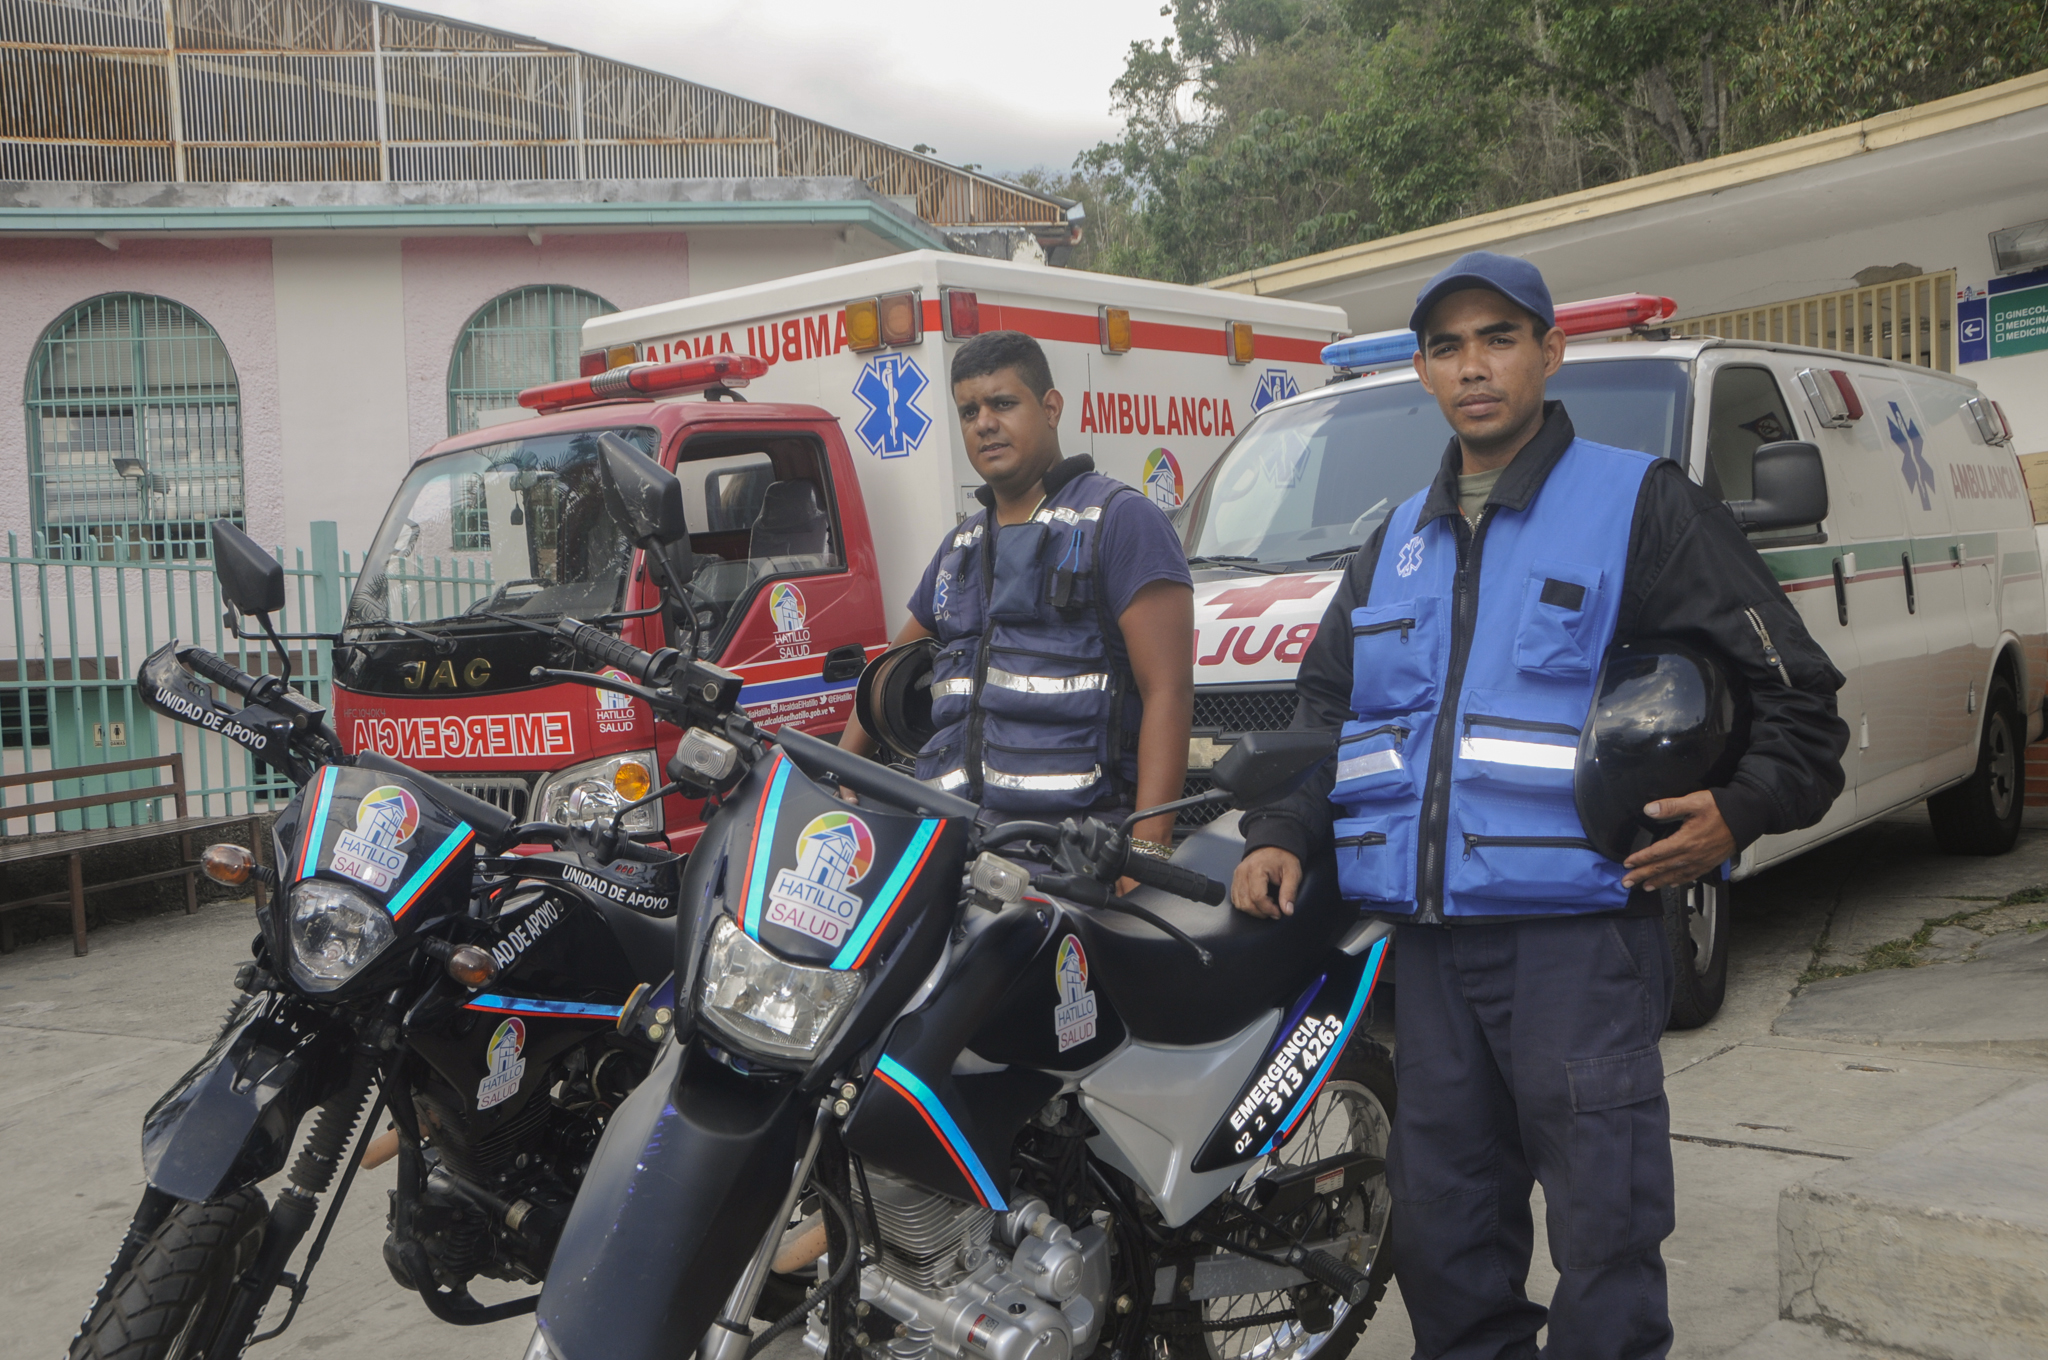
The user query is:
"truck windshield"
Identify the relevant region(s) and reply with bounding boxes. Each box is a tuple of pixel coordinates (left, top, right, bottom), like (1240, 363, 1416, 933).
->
(347, 427, 656, 631)
(1182, 358, 1691, 567)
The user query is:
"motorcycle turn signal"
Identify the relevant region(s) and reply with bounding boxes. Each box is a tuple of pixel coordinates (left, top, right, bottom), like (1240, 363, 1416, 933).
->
(419, 937, 500, 989)
(201, 842, 276, 888)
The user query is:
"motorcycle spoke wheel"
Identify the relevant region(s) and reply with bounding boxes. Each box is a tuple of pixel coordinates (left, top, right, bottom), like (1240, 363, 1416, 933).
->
(1163, 1042, 1396, 1360)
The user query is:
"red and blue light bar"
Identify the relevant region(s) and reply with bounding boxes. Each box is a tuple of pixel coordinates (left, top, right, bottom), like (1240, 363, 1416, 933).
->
(1321, 293, 1679, 369)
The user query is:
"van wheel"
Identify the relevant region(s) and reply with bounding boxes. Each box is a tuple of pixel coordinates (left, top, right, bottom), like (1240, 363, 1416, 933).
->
(1927, 677, 2023, 856)
(1663, 876, 1728, 1030)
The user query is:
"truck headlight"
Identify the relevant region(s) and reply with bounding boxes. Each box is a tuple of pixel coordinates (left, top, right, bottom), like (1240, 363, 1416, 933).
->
(534, 752, 660, 835)
(699, 917, 864, 1061)
(287, 879, 395, 992)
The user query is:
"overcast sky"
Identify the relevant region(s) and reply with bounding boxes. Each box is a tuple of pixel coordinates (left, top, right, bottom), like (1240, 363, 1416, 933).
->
(404, 0, 1172, 177)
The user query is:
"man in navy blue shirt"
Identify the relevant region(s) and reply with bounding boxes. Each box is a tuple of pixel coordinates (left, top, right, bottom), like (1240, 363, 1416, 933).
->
(842, 331, 1193, 859)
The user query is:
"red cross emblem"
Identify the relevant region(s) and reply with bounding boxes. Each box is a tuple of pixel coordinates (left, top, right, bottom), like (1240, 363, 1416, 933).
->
(1206, 575, 1335, 620)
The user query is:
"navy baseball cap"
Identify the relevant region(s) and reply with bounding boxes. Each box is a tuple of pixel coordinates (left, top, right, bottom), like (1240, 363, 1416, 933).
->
(1409, 251, 1556, 337)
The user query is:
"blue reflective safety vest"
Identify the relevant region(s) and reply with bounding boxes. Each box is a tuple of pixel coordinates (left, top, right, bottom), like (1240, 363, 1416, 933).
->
(1332, 438, 1656, 919)
(916, 464, 1142, 815)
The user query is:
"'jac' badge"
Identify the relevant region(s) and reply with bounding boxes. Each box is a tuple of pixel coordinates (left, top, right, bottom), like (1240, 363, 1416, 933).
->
(1054, 935, 1098, 1052)
(476, 1017, 527, 1110)
(765, 812, 874, 947)
(329, 784, 417, 892)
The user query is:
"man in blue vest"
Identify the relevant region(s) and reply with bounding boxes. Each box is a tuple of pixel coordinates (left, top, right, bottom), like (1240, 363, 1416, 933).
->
(1231, 254, 1847, 1358)
(841, 331, 1193, 861)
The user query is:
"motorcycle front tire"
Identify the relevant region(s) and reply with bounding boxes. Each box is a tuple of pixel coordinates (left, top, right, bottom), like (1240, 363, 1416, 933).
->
(71, 1188, 269, 1360)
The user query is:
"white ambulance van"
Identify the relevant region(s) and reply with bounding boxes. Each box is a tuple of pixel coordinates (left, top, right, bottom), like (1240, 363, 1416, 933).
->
(580, 251, 1348, 626)
(1175, 313, 2046, 1027)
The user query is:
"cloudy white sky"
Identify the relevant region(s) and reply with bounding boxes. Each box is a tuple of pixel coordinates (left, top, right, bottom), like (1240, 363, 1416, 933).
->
(404, 0, 1174, 177)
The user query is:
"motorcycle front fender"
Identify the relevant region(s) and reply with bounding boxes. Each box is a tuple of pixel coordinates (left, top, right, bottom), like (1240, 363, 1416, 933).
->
(141, 991, 350, 1203)
(537, 1038, 807, 1360)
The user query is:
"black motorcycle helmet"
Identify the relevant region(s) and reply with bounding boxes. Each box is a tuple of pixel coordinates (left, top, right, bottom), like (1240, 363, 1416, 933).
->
(852, 638, 940, 765)
(1574, 639, 1744, 862)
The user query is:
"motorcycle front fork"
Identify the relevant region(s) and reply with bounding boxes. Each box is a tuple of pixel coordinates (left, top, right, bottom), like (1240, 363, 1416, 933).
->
(700, 1104, 834, 1360)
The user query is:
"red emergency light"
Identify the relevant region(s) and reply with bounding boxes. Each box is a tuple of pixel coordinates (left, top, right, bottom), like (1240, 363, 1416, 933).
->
(518, 354, 769, 412)
(1554, 293, 1678, 336)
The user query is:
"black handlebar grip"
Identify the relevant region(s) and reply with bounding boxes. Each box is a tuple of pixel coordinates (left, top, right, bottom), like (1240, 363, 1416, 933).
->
(1286, 1247, 1373, 1306)
(558, 620, 671, 685)
(1122, 851, 1228, 906)
(182, 646, 258, 698)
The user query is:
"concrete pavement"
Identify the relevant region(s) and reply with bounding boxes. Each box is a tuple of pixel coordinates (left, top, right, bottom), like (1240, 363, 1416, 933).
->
(6, 808, 2047, 1360)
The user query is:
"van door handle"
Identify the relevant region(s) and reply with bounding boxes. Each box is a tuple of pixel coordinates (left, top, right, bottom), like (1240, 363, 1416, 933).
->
(1832, 557, 1849, 626)
(821, 645, 867, 682)
(1902, 552, 1915, 614)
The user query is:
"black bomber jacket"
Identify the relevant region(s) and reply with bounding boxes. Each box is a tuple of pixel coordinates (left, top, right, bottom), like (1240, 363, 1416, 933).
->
(1240, 402, 1851, 920)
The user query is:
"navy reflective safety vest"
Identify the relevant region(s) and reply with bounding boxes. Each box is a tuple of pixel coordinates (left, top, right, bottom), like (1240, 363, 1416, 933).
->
(916, 463, 1142, 815)
(1333, 438, 1656, 919)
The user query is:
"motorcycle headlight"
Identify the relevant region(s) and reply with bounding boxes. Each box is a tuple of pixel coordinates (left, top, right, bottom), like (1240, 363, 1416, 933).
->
(286, 879, 395, 992)
(534, 752, 661, 835)
(699, 916, 865, 1061)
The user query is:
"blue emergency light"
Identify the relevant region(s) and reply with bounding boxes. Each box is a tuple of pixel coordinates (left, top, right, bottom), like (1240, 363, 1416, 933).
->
(1321, 328, 1418, 370)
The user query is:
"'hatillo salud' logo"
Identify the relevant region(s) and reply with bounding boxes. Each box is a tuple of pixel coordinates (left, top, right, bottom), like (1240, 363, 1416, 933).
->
(1142, 448, 1183, 508)
(770, 582, 811, 659)
(1054, 934, 1098, 1052)
(329, 783, 417, 893)
(476, 1017, 527, 1110)
(765, 811, 876, 947)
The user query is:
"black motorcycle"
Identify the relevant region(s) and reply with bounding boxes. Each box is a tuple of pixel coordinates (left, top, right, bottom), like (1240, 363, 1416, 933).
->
(520, 437, 1399, 1360)
(70, 520, 687, 1360)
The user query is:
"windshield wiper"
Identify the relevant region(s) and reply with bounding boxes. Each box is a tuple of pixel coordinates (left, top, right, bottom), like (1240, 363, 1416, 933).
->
(1302, 544, 1364, 563)
(1186, 554, 1285, 575)
(343, 611, 456, 652)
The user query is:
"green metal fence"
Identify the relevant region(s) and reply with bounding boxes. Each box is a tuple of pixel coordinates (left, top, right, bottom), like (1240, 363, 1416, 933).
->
(0, 523, 493, 834)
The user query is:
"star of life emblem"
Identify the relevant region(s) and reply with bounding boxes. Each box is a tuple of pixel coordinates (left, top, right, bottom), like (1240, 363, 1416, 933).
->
(1395, 536, 1426, 577)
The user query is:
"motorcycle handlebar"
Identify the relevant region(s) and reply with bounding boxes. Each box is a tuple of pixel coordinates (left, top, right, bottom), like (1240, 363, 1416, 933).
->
(773, 725, 979, 821)
(179, 645, 265, 701)
(1121, 851, 1227, 906)
(555, 619, 675, 686)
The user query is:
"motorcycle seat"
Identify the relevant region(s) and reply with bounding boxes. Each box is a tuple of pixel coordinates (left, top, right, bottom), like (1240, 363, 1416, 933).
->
(1071, 815, 1354, 1046)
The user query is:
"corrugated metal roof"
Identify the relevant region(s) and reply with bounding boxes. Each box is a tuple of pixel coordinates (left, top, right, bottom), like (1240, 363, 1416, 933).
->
(0, 0, 1066, 230)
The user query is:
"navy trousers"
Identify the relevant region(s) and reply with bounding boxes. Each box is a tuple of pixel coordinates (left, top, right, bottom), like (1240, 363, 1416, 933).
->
(1387, 916, 1676, 1360)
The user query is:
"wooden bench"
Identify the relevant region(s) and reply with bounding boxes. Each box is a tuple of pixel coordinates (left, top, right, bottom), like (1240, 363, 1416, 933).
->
(0, 754, 269, 956)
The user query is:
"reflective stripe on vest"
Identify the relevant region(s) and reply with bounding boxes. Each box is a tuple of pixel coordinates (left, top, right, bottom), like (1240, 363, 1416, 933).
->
(1335, 438, 1656, 920)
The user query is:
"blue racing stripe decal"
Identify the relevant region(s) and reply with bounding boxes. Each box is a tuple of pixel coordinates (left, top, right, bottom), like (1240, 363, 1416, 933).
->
(875, 1054, 1007, 1209)
(830, 819, 940, 970)
(743, 757, 793, 938)
(464, 994, 624, 1020)
(296, 767, 338, 881)
(1262, 935, 1386, 1154)
(385, 822, 474, 920)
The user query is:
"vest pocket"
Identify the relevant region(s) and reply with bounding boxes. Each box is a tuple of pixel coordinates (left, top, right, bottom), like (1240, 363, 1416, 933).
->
(1453, 690, 1583, 791)
(979, 717, 1106, 812)
(927, 639, 979, 726)
(915, 719, 971, 793)
(1332, 813, 1416, 908)
(979, 644, 1114, 724)
(1446, 804, 1626, 908)
(1332, 720, 1416, 802)
(1512, 559, 1603, 677)
(988, 521, 1051, 622)
(1348, 596, 1442, 714)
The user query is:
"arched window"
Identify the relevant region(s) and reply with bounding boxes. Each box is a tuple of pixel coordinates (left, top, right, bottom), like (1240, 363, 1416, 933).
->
(447, 285, 617, 435)
(26, 293, 243, 561)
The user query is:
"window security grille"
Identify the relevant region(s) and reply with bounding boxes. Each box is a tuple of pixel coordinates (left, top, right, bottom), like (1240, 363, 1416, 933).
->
(447, 285, 616, 435)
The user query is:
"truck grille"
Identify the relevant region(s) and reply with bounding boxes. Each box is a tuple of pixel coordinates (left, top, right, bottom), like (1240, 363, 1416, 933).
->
(1183, 686, 1299, 827)
(441, 776, 532, 821)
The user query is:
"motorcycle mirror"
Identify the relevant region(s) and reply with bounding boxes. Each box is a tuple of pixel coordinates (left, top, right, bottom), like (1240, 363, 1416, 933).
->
(596, 433, 690, 552)
(1209, 730, 1337, 808)
(210, 519, 286, 616)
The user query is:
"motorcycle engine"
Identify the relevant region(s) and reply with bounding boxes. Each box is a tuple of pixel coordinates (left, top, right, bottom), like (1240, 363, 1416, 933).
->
(837, 1172, 1111, 1360)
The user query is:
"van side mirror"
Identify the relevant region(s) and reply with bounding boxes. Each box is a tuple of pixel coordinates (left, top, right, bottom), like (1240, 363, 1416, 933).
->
(597, 433, 690, 551)
(1726, 441, 1828, 533)
(1209, 730, 1336, 808)
(210, 519, 285, 616)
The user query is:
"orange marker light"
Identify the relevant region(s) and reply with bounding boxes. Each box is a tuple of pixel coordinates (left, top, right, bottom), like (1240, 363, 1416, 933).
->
(606, 344, 638, 369)
(1099, 307, 1132, 355)
(879, 292, 922, 346)
(446, 944, 499, 990)
(1227, 322, 1255, 365)
(845, 299, 883, 352)
(614, 760, 653, 802)
(201, 843, 254, 886)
